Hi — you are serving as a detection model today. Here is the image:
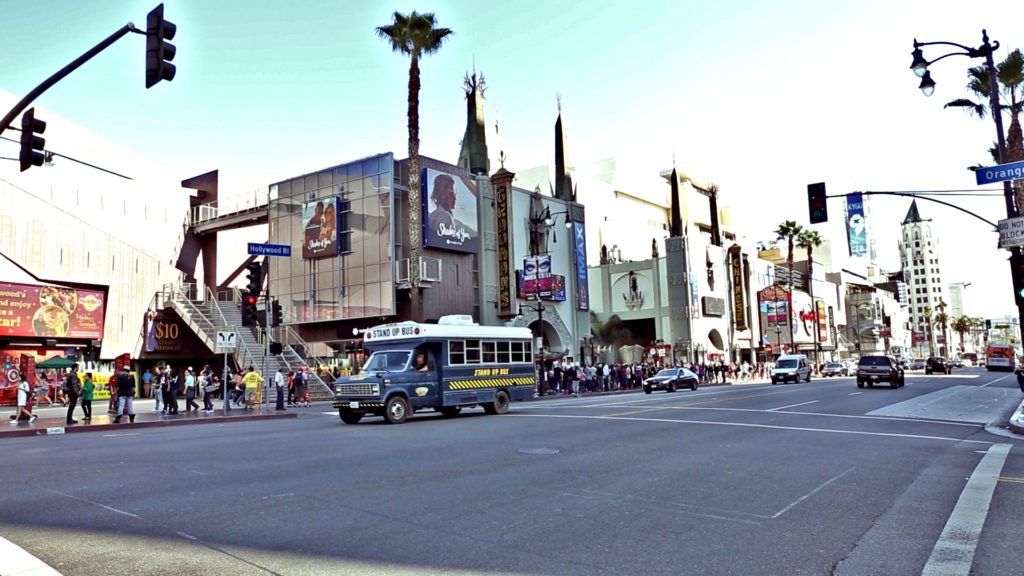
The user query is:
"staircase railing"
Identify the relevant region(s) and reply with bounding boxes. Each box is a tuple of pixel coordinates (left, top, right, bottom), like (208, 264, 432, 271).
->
(281, 325, 333, 394)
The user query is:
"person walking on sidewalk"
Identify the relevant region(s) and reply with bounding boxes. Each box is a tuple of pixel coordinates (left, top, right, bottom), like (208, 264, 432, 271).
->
(63, 364, 82, 425)
(80, 372, 94, 421)
(274, 368, 286, 410)
(152, 366, 164, 413)
(201, 365, 215, 413)
(183, 367, 199, 413)
(242, 366, 262, 410)
(165, 368, 180, 415)
(10, 373, 37, 423)
(113, 365, 136, 424)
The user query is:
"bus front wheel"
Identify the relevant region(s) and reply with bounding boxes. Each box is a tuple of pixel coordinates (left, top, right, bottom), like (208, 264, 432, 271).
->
(384, 396, 410, 424)
(339, 409, 363, 424)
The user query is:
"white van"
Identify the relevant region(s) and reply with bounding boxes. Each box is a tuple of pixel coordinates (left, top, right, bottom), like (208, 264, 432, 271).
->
(771, 354, 811, 384)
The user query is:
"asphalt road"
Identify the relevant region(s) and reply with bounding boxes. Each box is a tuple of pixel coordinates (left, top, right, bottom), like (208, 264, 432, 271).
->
(2, 367, 1023, 575)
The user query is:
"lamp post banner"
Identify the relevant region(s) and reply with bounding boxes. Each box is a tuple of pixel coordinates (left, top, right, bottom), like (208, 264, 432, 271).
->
(846, 193, 867, 257)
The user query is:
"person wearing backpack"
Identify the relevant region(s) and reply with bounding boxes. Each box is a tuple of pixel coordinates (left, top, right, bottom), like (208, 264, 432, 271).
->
(63, 364, 83, 425)
(201, 365, 215, 413)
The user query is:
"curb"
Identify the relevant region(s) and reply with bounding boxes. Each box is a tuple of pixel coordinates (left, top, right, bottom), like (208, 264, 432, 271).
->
(1009, 398, 1024, 435)
(2, 411, 297, 439)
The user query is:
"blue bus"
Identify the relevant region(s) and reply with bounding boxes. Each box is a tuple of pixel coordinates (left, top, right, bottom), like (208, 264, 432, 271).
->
(333, 315, 537, 424)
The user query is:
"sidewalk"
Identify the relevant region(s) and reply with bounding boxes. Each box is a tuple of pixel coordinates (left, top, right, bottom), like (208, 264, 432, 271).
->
(0, 398, 298, 439)
(1009, 398, 1024, 435)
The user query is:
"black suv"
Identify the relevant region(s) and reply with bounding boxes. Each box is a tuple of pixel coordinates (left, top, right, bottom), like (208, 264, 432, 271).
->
(925, 357, 952, 375)
(856, 356, 905, 389)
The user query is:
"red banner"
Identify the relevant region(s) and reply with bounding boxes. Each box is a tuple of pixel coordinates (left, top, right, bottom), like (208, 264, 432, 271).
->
(0, 282, 106, 339)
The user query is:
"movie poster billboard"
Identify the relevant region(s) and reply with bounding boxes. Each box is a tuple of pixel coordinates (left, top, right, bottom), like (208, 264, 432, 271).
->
(302, 197, 340, 259)
(423, 168, 479, 253)
(0, 282, 105, 339)
(846, 193, 867, 258)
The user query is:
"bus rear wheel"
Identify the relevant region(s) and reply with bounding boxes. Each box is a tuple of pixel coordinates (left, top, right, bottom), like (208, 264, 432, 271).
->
(485, 390, 510, 415)
(339, 409, 363, 424)
(384, 396, 410, 424)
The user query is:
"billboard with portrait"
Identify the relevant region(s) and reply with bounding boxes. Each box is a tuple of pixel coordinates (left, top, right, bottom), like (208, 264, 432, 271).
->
(423, 168, 479, 253)
(302, 197, 340, 259)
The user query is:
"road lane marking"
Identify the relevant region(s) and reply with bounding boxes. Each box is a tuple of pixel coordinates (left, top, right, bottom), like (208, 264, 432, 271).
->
(514, 413, 992, 444)
(996, 476, 1024, 484)
(921, 443, 1011, 576)
(771, 467, 855, 518)
(44, 488, 140, 518)
(767, 400, 819, 411)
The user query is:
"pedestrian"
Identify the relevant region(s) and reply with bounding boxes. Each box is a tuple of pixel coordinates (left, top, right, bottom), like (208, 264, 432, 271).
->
(63, 364, 83, 424)
(287, 370, 296, 405)
(142, 367, 153, 400)
(152, 366, 164, 413)
(275, 368, 286, 410)
(232, 370, 245, 407)
(10, 372, 37, 423)
(293, 368, 308, 408)
(201, 365, 215, 413)
(242, 366, 262, 410)
(80, 372, 94, 421)
(165, 368, 180, 415)
(183, 367, 199, 413)
(113, 365, 136, 424)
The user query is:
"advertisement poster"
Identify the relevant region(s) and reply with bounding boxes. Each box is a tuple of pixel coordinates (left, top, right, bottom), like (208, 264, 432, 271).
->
(423, 168, 479, 253)
(846, 193, 867, 257)
(302, 197, 340, 259)
(0, 282, 105, 339)
(572, 222, 589, 311)
(145, 311, 181, 353)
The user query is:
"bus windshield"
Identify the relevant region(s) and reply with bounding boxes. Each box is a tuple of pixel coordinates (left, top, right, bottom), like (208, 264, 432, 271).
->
(362, 350, 411, 373)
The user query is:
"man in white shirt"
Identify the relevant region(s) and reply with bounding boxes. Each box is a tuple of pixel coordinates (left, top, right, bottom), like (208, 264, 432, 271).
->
(274, 368, 286, 411)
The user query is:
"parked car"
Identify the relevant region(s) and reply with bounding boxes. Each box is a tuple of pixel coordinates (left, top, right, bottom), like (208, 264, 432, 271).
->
(643, 367, 699, 394)
(772, 354, 811, 384)
(821, 362, 848, 377)
(857, 355, 905, 388)
(925, 357, 952, 375)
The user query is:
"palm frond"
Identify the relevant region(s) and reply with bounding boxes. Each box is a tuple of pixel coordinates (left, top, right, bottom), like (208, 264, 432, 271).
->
(944, 99, 987, 119)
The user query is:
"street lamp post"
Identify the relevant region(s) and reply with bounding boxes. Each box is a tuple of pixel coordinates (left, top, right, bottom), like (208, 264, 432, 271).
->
(910, 30, 1024, 338)
(523, 188, 573, 396)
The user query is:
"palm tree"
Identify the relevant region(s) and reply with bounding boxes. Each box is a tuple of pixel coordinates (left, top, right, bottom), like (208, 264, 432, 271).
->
(945, 49, 1024, 205)
(923, 305, 934, 357)
(797, 229, 823, 365)
(951, 315, 972, 354)
(376, 11, 454, 320)
(933, 305, 949, 358)
(774, 221, 803, 352)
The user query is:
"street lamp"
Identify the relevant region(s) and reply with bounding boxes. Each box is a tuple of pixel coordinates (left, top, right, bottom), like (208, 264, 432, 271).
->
(910, 29, 1024, 336)
(522, 188, 573, 396)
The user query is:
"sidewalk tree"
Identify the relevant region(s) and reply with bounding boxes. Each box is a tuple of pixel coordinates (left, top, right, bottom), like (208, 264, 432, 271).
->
(376, 11, 453, 321)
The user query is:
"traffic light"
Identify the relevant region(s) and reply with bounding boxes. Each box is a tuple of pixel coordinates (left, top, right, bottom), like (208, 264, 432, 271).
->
(808, 182, 827, 224)
(245, 262, 262, 297)
(19, 108, 46, 172)
(243, 294, 259, 327)
(146, 3, 176, 88)
(271, 300, 283, 327)
(1010, 252, 1024, 307)
(986, 319, 992, 330)
(269, 342, 283, 355)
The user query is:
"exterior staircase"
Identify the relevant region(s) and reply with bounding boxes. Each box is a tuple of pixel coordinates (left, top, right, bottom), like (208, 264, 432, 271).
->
(162, 284, 335, 403)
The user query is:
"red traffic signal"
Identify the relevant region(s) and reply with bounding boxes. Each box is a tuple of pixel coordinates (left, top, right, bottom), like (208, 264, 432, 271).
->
(246, 295, 257, 305)
(808, 182, 827, 224)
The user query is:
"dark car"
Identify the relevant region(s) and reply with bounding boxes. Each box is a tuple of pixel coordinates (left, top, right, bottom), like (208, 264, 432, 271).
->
(822, 362, 848, 377)
(925, 357, 952, 375)
(856, 356, 905, 389)
(643, 367, 699, 394)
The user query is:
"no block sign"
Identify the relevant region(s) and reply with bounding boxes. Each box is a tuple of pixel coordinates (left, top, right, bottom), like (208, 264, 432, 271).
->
(997, 217, 1024, 249)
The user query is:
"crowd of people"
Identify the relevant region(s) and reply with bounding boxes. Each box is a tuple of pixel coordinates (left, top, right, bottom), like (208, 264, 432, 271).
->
(542, 359, 781, 395)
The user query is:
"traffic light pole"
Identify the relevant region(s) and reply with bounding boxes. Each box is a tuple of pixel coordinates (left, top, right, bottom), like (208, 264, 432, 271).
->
(0, 23, 142, 138)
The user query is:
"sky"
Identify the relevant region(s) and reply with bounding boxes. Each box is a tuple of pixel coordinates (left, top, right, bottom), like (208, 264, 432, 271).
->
(2, 0, 1024, 319)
